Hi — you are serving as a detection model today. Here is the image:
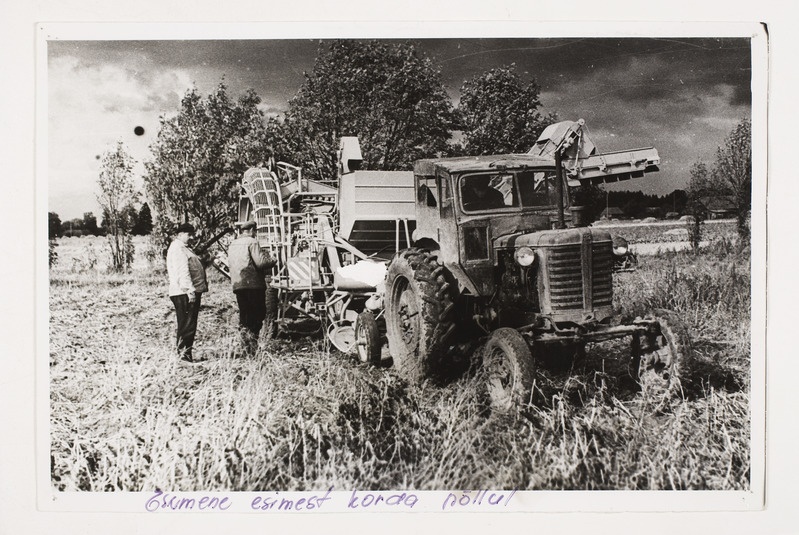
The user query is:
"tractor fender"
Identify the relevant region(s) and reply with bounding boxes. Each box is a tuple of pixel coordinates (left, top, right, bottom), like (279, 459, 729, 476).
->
(443, 261, 481, 296)
(413, 237, 480, 296)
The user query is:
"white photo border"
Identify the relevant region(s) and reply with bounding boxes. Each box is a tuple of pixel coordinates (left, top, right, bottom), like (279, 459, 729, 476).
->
(35, 20, 767, 515)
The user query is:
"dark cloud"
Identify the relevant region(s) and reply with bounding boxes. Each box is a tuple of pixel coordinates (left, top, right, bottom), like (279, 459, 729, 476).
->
(49, 37, 751, 114)
(418, 37, 751, 113)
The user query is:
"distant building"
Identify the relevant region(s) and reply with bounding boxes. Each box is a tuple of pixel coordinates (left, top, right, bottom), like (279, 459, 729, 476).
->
(599, 206, 625, 220)
(699, 195, 736, 219)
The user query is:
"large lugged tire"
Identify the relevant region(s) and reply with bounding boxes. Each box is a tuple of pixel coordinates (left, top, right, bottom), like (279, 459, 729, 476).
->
(632, 308, 694, 397)
(482, 328, 535, 412)
(355, 311, 382, 365)
(384, 248, 456, 382)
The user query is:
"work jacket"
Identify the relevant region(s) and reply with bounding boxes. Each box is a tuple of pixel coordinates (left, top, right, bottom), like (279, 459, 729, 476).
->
(228, 235, 276, 291)
(167, 239, 208, 296)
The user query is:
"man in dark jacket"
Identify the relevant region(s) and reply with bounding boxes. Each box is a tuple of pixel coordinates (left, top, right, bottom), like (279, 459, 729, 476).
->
(228, 221, 277, 351)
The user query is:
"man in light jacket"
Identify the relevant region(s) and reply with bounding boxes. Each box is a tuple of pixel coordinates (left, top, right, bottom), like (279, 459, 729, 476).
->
(228, 220, 277, 351)
(166, 223, 208, 363)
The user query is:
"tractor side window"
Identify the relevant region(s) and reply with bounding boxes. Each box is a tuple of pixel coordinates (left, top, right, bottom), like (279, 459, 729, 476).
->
(438, 171, 450, 208)
(461, 173, 516, 212)
(418, 183, 437, 207)
(518, 170, 559, 207)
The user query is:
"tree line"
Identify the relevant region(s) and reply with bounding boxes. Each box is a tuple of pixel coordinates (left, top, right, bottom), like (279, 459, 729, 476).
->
(580, 189, 691, 221)
(48, 203, 153, 238)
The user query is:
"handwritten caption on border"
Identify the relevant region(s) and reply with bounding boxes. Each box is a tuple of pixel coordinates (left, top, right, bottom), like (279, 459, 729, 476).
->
(144, 488, 517, 512)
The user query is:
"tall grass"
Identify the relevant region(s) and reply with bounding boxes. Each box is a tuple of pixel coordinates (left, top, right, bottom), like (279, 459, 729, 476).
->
(49, 235, 751, 491)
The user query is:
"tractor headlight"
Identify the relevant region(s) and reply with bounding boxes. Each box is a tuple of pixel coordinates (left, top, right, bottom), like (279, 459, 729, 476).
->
(612, 236, 629, 256)
(514, 246, 536, 267)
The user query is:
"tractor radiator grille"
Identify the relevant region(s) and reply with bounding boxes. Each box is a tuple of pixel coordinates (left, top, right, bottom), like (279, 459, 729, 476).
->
(547, 242, 613, 311)
(592, 243, 613, 308)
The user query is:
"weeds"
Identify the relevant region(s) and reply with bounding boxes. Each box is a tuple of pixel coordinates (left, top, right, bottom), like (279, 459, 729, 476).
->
(49, 239, 58, 268)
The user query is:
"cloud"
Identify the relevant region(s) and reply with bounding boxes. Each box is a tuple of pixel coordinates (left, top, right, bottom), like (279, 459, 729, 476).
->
(47, 54, 194, 219)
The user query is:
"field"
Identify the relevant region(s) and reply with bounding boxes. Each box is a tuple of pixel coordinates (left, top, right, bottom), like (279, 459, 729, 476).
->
(48, 221, 751, 492)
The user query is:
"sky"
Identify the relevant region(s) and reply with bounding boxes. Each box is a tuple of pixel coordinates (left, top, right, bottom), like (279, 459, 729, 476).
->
(47, 37, 751, 221)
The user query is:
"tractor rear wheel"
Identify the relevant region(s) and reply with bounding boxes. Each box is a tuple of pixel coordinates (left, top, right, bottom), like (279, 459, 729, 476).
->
(631, 308, 694, 397)
(355, 311, 382, 365)
(482, 328, 535, 412)
(384, 248, 456, 383)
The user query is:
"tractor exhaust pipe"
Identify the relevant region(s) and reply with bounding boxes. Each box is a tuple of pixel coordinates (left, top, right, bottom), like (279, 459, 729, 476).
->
(555, 150, 566, 229)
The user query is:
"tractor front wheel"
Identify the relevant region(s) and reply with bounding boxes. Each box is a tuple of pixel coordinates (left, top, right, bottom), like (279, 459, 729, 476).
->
(482, 328, 536, 412)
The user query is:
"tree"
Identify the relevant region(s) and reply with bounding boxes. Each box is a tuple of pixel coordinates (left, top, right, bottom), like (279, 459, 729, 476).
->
(662, 189, 688, 215)
(97, 142, 139, 271)
(48, 212, 62, 239)
(685, 162, 720, 253)
(456, 64, 556, 155)
(271, 40, 457, 181)
(144, 82, 273, 250)
(48, 212, 61, 267)
(132, 202, 153, 235)
(714, 118, 751, 239)
(83, 212, 99, 236)
(63, 218, 85, 237)
(621, 195, 647, 219)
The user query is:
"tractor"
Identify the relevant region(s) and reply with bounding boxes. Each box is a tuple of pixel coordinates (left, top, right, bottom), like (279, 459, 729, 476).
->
(365, 120, 694, 410)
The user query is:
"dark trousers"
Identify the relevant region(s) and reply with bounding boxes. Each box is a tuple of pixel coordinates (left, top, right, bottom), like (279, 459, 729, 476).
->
(170, 294, 202, 358)
(235, 289, 266, 337)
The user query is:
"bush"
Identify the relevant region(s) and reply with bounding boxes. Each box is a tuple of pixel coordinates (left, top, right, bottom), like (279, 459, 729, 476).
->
(49, 239, 58, 267)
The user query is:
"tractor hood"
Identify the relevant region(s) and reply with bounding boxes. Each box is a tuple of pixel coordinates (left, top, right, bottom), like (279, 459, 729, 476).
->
(494, 226, 613, 250)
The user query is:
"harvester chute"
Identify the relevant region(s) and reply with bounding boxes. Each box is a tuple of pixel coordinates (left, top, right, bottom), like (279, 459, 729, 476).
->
(530, 119, 660, 186)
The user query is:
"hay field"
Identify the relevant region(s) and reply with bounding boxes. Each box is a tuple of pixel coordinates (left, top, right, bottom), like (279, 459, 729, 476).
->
(48, 222, 751, 491)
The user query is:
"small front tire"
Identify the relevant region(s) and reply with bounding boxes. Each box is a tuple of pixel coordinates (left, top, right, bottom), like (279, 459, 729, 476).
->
(481, 328, 535, 412)
(355, 311, 382, 365)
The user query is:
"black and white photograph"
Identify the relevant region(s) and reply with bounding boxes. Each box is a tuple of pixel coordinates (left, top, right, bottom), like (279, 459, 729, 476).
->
(41, 27, 765, 510)
(7, 0, 799, 528)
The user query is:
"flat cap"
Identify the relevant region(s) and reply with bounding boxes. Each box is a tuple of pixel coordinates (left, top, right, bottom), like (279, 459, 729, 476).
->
(176, 223, 196, 234)
(239, 220, 257, 231)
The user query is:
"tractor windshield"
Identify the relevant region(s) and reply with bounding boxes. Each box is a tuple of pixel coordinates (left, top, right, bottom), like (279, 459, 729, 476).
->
(459, 169, 560, 213)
